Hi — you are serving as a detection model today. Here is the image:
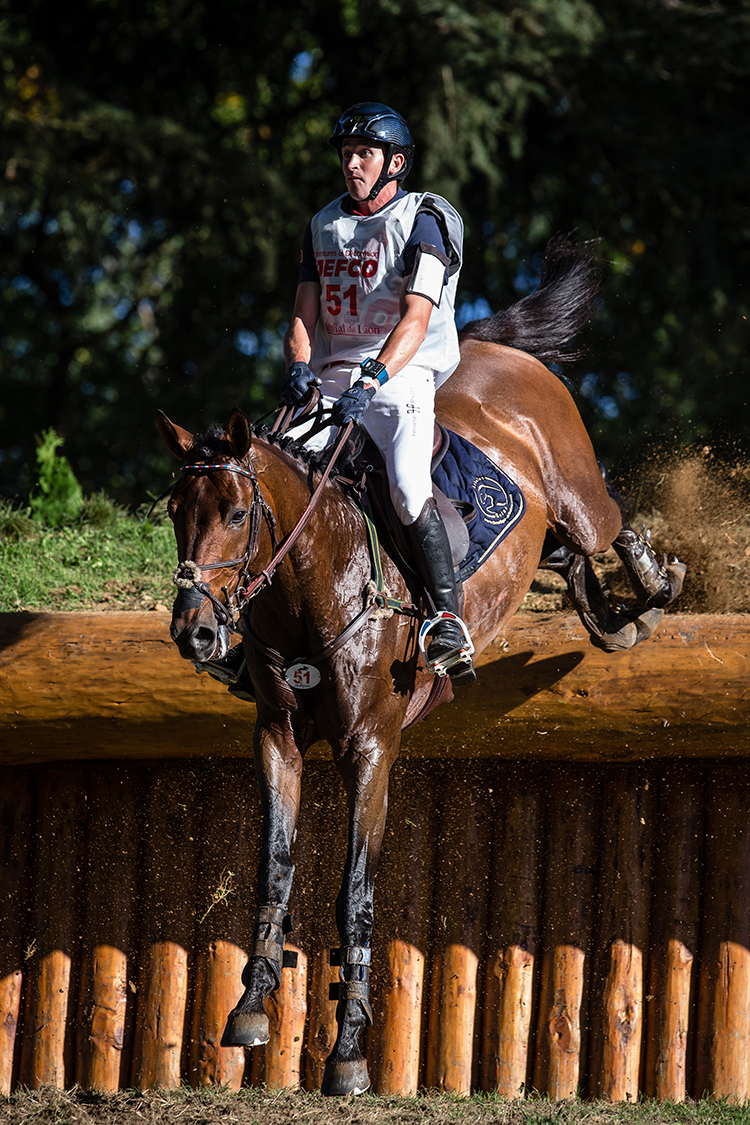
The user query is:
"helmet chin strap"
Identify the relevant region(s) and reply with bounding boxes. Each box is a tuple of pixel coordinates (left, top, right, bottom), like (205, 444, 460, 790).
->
(368, 147, 404, 200)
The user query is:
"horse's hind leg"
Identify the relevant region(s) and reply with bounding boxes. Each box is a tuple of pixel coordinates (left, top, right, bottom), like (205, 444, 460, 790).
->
(322, 743, 393, 1097)
(540, 540, 665, 652)
(222, 725, 302, 1048)
(598, 461, 686, 608)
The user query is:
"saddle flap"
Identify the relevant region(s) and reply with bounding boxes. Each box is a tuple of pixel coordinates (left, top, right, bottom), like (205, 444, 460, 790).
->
(433, 486, 471, 568)
(355, 425, 525, 582)
(432, 423, 450, 471)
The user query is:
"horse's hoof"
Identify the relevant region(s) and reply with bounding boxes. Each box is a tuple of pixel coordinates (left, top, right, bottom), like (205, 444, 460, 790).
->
(321, 1057, 370, 1097)
(220, 1009, 269, 1048)
(664, 560, 686, 602)
(633, 607, 665, 643)
(595, 607, 664, 653)
(594, 620, 637, 653)
(647, 559, 686, 608)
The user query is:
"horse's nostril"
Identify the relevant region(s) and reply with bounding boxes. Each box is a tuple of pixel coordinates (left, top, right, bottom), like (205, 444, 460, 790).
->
(195, 625, 217, 646)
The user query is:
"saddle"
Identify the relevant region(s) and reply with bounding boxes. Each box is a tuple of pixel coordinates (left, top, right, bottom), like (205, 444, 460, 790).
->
(357, 423, 525, 590)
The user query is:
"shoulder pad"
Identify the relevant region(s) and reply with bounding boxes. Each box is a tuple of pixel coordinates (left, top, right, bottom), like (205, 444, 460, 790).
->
(416, 195, 463, 276)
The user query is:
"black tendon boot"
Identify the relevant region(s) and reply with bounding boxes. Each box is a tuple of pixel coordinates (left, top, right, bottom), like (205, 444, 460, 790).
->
(404, 498, 476, 686)
(221, 904, 296, 1047)
(612, 523, 685, 609)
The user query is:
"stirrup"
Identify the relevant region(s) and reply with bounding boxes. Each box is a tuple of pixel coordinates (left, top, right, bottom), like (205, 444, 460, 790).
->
(418, 611, 475, 678)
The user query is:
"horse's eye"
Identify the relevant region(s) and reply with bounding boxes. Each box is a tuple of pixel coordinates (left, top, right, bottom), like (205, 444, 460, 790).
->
(229, 509, 248, 526)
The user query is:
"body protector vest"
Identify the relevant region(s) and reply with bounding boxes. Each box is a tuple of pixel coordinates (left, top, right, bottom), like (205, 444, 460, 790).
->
(309, 191, 463, 386)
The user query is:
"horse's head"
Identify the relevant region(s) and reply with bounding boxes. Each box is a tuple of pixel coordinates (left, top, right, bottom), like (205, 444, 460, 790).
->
(156, 407, 256, 665)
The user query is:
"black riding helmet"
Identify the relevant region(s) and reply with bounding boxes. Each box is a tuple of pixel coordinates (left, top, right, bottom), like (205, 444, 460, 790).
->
(329, 102, 415, 200)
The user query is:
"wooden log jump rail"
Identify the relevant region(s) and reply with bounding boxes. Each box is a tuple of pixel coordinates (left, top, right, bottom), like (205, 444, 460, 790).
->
(1, 611, 749, 1100)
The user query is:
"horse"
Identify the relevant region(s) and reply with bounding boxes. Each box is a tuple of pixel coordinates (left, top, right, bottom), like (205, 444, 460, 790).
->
(156, 239, 684, 1097)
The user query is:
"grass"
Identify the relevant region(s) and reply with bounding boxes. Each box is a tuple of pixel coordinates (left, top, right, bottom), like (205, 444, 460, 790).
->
(2, 439, 749, 617)
(0, 496, 176, 613)
(3, 1088, 750, 1125)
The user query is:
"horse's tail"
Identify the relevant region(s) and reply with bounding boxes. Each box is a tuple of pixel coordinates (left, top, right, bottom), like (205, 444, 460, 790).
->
(459, 234, 602, 366)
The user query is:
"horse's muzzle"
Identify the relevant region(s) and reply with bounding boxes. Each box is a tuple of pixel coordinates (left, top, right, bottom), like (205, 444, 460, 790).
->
(170, 590, 230, 663)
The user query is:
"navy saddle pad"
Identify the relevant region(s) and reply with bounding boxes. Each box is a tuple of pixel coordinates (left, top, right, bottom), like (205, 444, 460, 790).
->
(433, 429, 526, 581)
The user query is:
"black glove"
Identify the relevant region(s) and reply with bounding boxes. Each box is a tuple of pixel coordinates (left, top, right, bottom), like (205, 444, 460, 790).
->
(282, 361, 317, 406)
(331, 379, 377, 427)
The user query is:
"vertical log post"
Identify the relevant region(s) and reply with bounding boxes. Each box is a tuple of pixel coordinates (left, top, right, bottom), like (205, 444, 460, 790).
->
(0, 769, 34, 1094)
(265, 947, 308, 1089)
(695, 768, 750, 1102)
(305, 947, 338, 1091)
(19, 769, 88, 1089)
(372, 760, 439, 1096)
(131, 764, 199, 1089)
(533, 766, 599, 1100)
(426, 764, 493, 1095)
(77, 769, 143, 1091)
(482, 763, 544, 1098)
(190, 760, 260, 1090)
(644, 772, 703, 1102)
(590, 767, 655, 1102)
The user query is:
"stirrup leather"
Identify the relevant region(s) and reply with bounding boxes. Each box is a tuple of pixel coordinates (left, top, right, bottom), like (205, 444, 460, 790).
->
(418, 611, 475, 678)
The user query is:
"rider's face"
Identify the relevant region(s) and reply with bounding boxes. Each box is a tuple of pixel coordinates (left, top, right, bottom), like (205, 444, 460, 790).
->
(340, 141, 387, 201)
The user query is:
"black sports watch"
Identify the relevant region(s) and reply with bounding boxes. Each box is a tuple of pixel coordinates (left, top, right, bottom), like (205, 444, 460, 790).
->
(360, 357, 389, 386)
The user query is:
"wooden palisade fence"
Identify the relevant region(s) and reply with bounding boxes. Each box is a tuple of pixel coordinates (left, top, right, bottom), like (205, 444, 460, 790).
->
(1, 611, 749, 1100)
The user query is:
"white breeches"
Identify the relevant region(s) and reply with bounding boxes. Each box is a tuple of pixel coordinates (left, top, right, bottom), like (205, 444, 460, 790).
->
(302, 363, 436, 524)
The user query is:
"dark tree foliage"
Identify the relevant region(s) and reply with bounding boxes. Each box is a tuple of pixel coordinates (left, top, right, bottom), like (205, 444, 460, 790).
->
(1, 0, 747, 502)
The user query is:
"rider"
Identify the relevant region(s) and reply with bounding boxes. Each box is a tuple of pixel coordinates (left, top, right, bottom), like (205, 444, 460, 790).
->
(282, 101, 475, 686)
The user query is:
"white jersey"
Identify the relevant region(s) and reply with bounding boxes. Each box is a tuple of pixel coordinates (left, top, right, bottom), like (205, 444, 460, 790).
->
(309, 191, 463, 385)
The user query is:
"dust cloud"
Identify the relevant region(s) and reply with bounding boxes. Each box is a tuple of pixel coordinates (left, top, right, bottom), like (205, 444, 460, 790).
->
(627, 448, 750, 614)
(525, 448, 750, 615)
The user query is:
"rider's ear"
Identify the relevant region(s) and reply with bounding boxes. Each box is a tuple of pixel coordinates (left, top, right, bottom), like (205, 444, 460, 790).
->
(388, 151, 405, 177)
(226, 407, 251, 461)
(156, 410, 194, 459)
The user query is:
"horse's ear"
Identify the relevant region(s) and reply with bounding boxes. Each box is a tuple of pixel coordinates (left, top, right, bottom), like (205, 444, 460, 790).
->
(156, 410, 194, 459)
(226, 407, 252, 461)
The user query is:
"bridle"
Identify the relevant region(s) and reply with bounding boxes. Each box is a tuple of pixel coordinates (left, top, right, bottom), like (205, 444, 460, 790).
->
(171, 459, 279, 634)
(168, 409, 354, 634)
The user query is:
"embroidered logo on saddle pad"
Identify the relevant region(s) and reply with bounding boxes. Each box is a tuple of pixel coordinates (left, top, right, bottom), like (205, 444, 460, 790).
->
(432, 430, 526, 581)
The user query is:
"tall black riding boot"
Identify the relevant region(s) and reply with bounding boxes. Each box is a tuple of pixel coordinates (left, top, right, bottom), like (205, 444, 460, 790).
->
(404, 498, 476, 687)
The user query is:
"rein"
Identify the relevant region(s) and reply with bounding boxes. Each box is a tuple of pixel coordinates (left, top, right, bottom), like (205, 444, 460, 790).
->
(236, 419, 354, 603)
(242, 507, 419, 677)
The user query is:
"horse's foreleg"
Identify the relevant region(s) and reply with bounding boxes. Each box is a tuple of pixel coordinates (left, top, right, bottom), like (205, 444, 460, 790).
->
(322, 746, 392, 1097)
(222, 725, 302, 1048)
